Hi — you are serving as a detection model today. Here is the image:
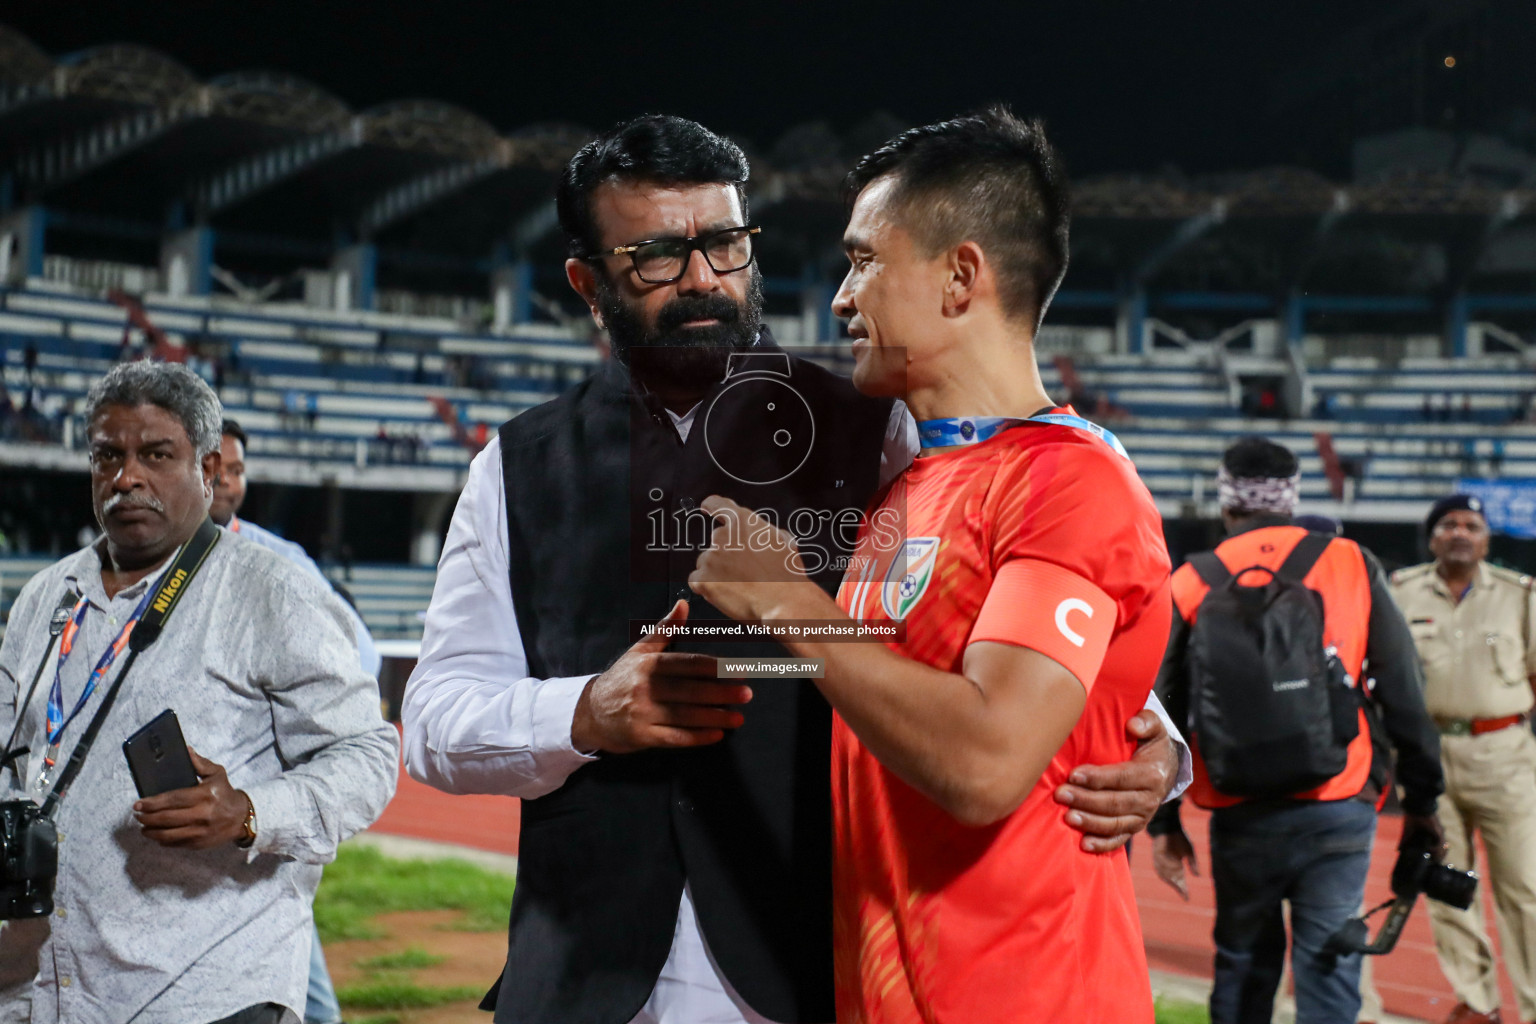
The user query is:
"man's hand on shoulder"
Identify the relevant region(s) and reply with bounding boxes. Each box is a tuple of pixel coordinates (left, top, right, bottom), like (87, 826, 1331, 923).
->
(1054, 709, 1177, 853)
(133, 748, 252, 849)
(571, 600, 753, 754)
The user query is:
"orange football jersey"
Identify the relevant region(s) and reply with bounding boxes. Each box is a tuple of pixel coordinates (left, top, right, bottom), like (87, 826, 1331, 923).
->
(832, 417, 1172, 1023)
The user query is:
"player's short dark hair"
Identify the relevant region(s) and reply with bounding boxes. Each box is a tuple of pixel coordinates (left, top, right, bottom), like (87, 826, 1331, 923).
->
(1222, 436, 1298, 479)
(221, 418, 248, 449)
(556, 115, 751, 259)
(844, 105, 1071, 328)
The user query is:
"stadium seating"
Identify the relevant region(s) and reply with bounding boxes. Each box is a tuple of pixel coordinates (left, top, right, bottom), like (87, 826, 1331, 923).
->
(7, 279, 1534, 502)
(1309, 357, 1532, 425)
(6, 276, 1535, 643)
(1, 281, 598, 486)
(327, 563, 438, 641)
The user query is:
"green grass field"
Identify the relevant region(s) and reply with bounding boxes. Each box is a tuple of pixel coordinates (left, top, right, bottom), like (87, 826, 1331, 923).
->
(315, 843, 515, 942)
(317, 844, 516, 1020)
(1156, 996, 1211, 1023)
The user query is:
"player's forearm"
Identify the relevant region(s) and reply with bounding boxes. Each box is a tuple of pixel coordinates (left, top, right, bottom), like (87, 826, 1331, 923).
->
(769, 590, 1064, 826)
(824, 650, 1051, 826)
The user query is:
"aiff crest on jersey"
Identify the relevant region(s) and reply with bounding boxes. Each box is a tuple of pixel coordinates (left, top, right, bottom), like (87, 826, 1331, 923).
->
(882, 537, 940, 619)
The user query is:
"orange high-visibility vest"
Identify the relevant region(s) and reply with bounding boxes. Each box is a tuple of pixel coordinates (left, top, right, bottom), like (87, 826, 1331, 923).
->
(1172, 525, 1376, 808)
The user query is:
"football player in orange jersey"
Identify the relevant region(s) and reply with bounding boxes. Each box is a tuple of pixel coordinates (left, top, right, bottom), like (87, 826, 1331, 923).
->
(691, 107, 1172, 1023)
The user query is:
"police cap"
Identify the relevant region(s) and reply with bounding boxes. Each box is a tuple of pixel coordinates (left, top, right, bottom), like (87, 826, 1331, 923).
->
(1426, 493, 1485, 534)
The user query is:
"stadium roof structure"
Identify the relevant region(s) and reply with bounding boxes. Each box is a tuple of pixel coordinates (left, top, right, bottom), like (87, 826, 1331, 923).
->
(3, 21, 1536, 316)
(0, 23, 588, 271)
(1062, 166, 1536, 299)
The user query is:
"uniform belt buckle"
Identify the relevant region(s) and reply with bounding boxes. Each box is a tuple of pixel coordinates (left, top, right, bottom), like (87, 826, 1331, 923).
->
(1437, 718, 1473, 737)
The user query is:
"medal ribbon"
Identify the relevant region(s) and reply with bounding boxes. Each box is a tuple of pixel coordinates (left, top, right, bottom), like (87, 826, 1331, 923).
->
(916, 409, 1130, 459)
(916, 416, 1019, 448)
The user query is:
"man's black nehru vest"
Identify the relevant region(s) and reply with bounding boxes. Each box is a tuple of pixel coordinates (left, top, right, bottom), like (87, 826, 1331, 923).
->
(484, 338, 893, 1024)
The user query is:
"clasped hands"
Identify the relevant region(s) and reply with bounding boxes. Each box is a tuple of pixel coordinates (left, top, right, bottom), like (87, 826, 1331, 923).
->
(566, 496, 810, 755)
(570, 495, 1178, 851)
(687, 495, 817, 624)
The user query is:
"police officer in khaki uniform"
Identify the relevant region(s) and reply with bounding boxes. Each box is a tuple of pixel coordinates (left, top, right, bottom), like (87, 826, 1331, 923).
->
(1392, 494, 1536, 1024)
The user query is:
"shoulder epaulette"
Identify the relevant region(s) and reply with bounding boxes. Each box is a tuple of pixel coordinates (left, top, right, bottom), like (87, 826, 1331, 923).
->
(1390, 563, 1434, 585)
(1486, 563, 1534, 589)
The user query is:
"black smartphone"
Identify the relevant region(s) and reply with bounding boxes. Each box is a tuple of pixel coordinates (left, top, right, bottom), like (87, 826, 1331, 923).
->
(122, 709, 199, 798)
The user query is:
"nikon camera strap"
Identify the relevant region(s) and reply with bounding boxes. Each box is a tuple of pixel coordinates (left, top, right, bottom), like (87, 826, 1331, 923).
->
(38, 517, 221, 818)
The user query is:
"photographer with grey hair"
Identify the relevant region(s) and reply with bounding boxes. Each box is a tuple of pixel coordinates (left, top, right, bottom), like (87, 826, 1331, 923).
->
(0, 361, 398, 1024)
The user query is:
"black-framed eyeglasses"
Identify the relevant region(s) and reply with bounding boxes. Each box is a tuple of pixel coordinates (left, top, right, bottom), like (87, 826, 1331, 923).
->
(587, 225, 761, 284)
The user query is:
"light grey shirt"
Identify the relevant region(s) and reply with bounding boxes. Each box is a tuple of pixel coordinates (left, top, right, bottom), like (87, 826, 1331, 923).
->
(0, 536, 399, 1024)
(226, 516, 382, 679)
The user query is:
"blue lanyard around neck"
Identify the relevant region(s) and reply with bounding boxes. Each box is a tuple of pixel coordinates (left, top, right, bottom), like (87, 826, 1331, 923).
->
(44, 583, 158, 761)
(916, 411, 1129, 459)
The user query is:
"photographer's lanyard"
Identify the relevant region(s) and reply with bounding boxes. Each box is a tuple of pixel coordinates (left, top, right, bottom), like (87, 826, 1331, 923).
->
(36, 518, 222, 818)
(37, 584, 157, 792)
(916, 410, 1130, 459)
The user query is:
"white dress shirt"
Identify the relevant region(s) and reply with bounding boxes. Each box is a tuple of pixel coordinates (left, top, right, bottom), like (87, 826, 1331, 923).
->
(403, 399, 1190, 1024)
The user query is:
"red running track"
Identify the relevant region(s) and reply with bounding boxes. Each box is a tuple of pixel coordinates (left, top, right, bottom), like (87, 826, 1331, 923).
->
(373, 750, 522, 852)
(374, 757, 1521, 1022)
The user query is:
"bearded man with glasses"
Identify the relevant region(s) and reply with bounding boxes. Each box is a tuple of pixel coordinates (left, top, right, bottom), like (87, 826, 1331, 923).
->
(403, 114, 1190, 1024)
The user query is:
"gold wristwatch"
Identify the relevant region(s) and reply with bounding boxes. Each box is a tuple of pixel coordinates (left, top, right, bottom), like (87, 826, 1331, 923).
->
(235, 793, 257, 849)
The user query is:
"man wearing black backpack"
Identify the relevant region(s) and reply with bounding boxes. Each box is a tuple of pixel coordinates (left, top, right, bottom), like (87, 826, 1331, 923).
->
(1149, 437, 1444, 1024)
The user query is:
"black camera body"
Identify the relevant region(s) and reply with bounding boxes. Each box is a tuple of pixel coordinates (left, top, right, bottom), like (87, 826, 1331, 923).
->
(0, 800, 58, 919)
(1325, 834, 1477, 956)
(1393, 845, 1478, 909)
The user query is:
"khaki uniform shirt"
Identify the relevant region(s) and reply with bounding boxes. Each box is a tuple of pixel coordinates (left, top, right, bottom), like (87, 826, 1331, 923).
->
(1390, 560, 1536, 720)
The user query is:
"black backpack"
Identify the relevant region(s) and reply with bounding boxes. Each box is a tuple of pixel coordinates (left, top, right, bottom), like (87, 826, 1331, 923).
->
(1187, 533, 1362, 799)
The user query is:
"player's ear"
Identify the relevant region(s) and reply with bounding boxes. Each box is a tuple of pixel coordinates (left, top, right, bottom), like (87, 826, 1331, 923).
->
(944, 241, 984, 318)
(566, 259, 604, 327)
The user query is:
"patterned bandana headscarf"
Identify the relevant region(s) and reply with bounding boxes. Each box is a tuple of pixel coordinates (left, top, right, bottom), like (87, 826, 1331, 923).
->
(1216, 464, 1301, 515)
